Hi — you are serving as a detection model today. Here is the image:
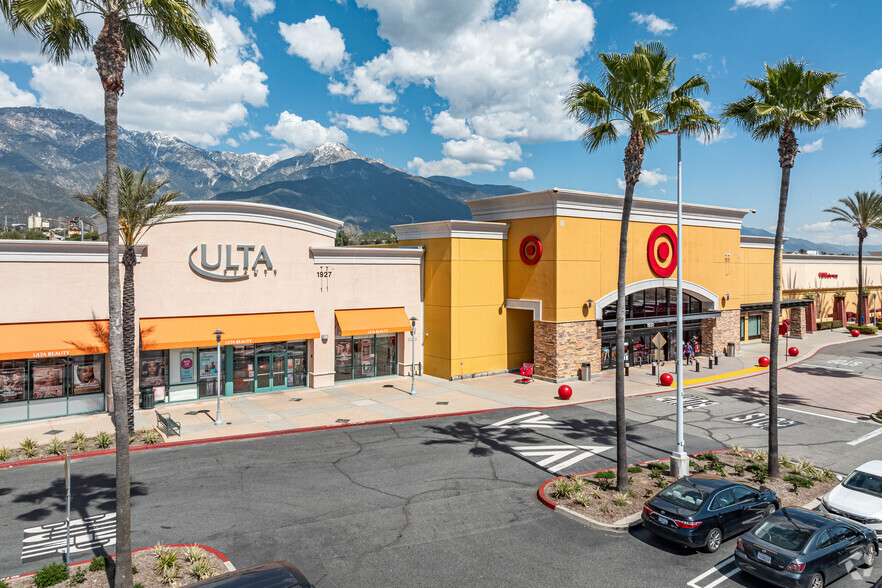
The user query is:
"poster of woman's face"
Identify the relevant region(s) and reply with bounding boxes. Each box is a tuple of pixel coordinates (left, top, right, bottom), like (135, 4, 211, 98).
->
(140, 357, 166, 387)
(0, 368, 25, 402)
(32, 365, 64, 399)
(72, 362, 102, 395)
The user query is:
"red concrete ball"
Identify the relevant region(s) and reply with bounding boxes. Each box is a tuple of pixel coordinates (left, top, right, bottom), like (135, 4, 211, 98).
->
(851, 329, 860, 337)
(788, 347, 799, 357)
(660, 372, 674, 386)
(558, 385, 573, 400)
(758, 356, 770, 367)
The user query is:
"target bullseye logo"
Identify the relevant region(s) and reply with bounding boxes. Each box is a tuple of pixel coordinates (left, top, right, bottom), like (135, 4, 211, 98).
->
(519, 236, 542, 265)
(647, 225, 677, 277)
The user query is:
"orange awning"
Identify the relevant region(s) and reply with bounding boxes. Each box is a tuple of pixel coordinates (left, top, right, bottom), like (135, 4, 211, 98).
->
(0, 320, 109, 361)
(335, 307, 412, 337)
(140, 311, 320, 350)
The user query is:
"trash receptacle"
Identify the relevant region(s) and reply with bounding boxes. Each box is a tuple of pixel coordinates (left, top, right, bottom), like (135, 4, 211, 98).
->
(139, 387, 155, 410)
(727, 342, 736, 357)
(581, 362, 591, 382)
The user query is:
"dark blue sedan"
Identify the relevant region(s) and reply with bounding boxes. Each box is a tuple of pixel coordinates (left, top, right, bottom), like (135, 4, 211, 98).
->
(641, 474, 779, 552)
(735, 507, 877, 588)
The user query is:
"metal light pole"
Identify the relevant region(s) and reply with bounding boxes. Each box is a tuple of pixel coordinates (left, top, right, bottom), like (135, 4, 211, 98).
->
(409, 316, 417, 395)
(214, 329, 223, 426)
(661, 129, 688, 478)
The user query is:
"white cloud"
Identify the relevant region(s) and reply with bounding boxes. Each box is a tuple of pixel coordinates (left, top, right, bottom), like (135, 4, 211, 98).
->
(696, 97, 713, 113)
(616, 168, 668, 191)
(225, 137, 239, 147)
(280, 15, 347, 74)
(858, 69, 882, 108)
(732, 0, 787, 9)
(509, 167, 534, 181)
(330, 112, 408, 136)
(239, 129, 261, 141)
(431, 111, 471, 139)
(441, 136, 521, 167)
(787, 220, 882, 246)
(245, 0, 274, 19)
(27, 9, 268, 146)
(0, 23, 44, 64)
(630, 13, 676, 35)
(407, 156, 495, 178)
(697, 127, 736, 145)
(693, 52, 711, 61)
(0, 70, 37, 107)
(800, 138, 823, 153)
(616, 178, 626, 191)
(838, 90, 867, 128)
(266, 111, 348, 153)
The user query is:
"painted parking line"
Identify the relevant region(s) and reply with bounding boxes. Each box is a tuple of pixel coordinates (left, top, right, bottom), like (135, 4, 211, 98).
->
(778, 406, 858, 424)
(686, 555, 739, 588)
(846, 427, 882, 446)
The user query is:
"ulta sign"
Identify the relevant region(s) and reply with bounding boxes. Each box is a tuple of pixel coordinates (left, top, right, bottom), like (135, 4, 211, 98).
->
(189, 244, 274, 282)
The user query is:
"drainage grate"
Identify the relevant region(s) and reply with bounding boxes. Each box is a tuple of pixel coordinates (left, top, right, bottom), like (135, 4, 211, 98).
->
(436, 401, 449, 405)
(335, 418, 350, 423)
(45, 429, 63, 435)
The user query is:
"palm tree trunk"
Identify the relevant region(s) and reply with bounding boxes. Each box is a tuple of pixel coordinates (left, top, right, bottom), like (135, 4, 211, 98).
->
(123, 246, 136, 432)
(104, 89, 132, 588)
(858, 233, 864, 326)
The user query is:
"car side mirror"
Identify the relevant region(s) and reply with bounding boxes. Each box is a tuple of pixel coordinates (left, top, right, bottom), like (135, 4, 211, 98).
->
(759, 485, 770, 492)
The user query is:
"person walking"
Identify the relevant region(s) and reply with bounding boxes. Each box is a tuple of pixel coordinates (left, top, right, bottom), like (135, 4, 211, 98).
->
(684, 342, 694, 365)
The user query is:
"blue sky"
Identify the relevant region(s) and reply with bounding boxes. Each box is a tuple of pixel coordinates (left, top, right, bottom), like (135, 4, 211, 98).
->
(1, 0, 881, 245)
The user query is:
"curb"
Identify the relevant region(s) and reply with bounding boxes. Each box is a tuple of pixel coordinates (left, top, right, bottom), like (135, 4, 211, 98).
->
(0, 543, 234, 582)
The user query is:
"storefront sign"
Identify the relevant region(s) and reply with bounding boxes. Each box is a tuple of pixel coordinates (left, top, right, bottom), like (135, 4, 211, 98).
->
(519, 236, 542, 265)
(189, 244, 274, 282)
(818, 272, 838, 279)
(180, 353, 195, 382)
(647, 225, 677, 278)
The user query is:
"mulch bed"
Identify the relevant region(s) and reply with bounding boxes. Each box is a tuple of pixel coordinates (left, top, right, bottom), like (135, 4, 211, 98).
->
(0, 430, 164, 466)
(3, 545, 226, 588)
(543, 450, 840, 525)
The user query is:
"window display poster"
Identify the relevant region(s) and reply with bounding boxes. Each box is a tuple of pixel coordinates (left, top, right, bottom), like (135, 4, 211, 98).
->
(199, 351, 218, 380)
(335, 340, 352, 364)
(361, 338, 373, 375)
(32, 365, 65, 399)
(180, 352, 195, 382)
(140, 356, 167, 387)
(153, 386, 166, 403)
(72, 362, 102, 395)
(0, 368, 25, 402)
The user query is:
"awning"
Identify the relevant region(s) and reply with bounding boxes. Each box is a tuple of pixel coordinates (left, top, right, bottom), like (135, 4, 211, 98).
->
(0, 320, 109, 361)
(335, 307, 412, 337)
(140, 311, 320, 350)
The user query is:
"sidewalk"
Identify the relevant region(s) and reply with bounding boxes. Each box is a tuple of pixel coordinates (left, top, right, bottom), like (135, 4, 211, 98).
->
(0, 329, 868, 448)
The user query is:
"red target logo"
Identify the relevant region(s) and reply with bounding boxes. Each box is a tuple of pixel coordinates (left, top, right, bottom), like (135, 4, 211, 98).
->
(647, 225, 677, 277)
(519, 236, 542, 265)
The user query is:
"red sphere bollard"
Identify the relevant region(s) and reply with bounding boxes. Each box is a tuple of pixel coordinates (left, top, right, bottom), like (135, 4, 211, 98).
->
(558, 384, 573, 400)
(851, 329, 860, 337)
(660, 372, 674, 386)
(788, 347, 799, 357)
(758, 356, 770, 367)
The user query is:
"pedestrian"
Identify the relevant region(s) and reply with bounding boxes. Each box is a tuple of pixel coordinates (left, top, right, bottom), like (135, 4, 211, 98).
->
(684, 342, 694, 365)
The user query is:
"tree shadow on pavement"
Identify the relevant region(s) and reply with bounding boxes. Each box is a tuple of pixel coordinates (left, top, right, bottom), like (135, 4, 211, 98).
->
(12, 472, 147, 523)
(704, 377, 873, 419)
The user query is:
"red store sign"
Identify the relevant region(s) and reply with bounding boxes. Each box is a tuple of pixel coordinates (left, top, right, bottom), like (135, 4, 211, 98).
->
(818, 272, 838, 279)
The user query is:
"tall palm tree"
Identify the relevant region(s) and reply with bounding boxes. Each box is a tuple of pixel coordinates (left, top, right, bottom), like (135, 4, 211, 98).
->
(875, 141, 882, 182)
(77, 166, 185, 429)
(723, 59, 864, 479)
(1, 2, 213, 584)
(565, 42, 719, 492)
(824, 191, 882, 326)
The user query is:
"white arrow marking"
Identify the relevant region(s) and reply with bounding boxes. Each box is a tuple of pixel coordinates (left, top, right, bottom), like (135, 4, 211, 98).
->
(483, 411, 572, 430)
(513, 445, 611, 472)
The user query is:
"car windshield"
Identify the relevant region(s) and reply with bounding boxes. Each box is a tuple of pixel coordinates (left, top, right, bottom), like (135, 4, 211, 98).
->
(657, 480, 705, 512)
(842, 470, 882, 499)
(752, 519, 812, 551)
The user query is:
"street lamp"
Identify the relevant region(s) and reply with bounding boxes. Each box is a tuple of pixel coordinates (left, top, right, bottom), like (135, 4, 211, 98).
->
(409, 316, 417, 396)
(213, 329, 223, 426)
(660, 128, 688, 478)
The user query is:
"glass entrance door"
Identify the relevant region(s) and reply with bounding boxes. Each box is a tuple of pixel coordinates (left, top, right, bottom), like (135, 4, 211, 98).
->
(256, 353, 286, 392)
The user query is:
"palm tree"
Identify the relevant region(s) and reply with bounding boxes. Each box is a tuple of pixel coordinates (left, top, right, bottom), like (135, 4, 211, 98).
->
(77, 166, 185, 429)
(824, 191, 882, 326)
(1, 2, 213, 584)
(723, 59, 864, 479)
(875, 141, 882, 182)
(565, 42, 719, 492)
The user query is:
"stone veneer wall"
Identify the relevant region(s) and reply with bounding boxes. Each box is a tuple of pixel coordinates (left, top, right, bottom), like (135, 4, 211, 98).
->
(761, 310, 773, 343)
(533, 320, 601, 382)
(701, 309, 741, 355)
(788, 306, 806, 338)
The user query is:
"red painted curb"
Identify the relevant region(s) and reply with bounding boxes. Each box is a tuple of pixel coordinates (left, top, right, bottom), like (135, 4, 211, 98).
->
(0, 543, 229, 581)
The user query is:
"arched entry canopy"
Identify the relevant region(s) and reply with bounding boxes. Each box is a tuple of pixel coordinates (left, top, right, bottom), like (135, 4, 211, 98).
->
(594, 278, 720, 325)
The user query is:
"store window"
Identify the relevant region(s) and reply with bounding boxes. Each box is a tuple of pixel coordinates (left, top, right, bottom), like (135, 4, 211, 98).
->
(0, 355, 105, 423)
(747, 315, 761, 340)
(198, 347, 223, 398)
(233, 345, 255, 394)
(334, 334, 398, 381)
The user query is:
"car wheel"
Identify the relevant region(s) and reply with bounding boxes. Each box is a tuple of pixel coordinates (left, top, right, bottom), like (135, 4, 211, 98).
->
(704, 527, 723, 553)
(808, 572, 824, 588)
(864, 543, 877, 568)
(764, 503, 776, 517)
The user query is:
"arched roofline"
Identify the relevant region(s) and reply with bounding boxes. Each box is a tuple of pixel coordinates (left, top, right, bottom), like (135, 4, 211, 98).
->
(594, 278, 719, 319)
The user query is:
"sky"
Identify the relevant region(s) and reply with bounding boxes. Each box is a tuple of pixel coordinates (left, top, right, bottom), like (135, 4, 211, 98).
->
(1, 0, 881, 246)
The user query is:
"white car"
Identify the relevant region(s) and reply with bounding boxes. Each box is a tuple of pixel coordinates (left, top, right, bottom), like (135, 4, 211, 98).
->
(820, 460, 882, 538)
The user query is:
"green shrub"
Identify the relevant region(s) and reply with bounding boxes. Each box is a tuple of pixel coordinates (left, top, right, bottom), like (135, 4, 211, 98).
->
(692, 462, 708, 473)
(854, 325, 877, 334)
(142, 430, 160, 444)
(34, 562, 69, 588)
(551, 477, 578, 499)
(876, 410, 882, 420)
(750, 449, 767, 463)
(711, 461, 726, 476)
(575, 492, 590, 507)
(20, 437, 38, 458)
(627, 465, 643, 474)
(71, 431, 87, 445)
(734, 464, 746, 476)
(835, 289, 846, 297)
(784, 474, 814, 492)
(594, 470, 615, 489)
(155, 549, 178, 575)
(0, 446, 9, 461)
(646, 461, 667, 472)
(817, 321, 843, 330)
(134, 584, 144, 588)
(89, 556, 107, 571)
(695, 452, 719, 462)
(94, 431, 112, 449)
(643, 488, 654, 498)
(75, 438, 87, 451)
(47, 437, 65, 456)
(570, 475, 588, 492)
(0, 579, 8, 588)
(68, 568, 86, 586)
(612, 492, 629, 507)
(753, 469, 769, 484)
(655, 479, 670, 489)
(730, 445, 746, 457)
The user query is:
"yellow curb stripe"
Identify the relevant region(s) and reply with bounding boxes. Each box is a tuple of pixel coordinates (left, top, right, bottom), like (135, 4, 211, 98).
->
(667, 366, 768, 387)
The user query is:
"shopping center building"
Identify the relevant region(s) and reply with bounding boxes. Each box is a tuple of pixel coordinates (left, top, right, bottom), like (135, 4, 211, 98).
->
(3, 188, 851, 424)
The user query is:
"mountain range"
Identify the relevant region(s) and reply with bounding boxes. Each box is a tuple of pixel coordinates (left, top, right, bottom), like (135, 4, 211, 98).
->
(0, 106, 522, 230)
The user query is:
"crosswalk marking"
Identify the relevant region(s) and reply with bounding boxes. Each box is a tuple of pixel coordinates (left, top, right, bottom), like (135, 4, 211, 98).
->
(513, 444, 611, 473)
(22, 513, 116, 563)
(482, 411, 572, 430)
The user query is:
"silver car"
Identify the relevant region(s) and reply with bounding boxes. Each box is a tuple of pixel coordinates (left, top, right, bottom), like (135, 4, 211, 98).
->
(819, 460, 882, 539)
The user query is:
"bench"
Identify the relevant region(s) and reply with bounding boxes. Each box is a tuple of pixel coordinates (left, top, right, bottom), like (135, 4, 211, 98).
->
(155, 410, 181, 437)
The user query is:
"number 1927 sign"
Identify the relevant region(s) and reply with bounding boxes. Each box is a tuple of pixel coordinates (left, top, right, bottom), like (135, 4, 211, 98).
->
(727, 412, 801, 430)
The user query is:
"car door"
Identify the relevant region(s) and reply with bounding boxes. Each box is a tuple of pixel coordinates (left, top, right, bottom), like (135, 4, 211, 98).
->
(814, 529, 843, 581)
(838, 526, 865, 574)
(827, 526, 854, 581)
(731, 485, 765, 531)
(707, 489, 741, 537)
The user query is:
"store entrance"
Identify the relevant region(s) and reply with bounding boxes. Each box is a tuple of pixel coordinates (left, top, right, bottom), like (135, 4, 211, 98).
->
(255, 353, 286, 392)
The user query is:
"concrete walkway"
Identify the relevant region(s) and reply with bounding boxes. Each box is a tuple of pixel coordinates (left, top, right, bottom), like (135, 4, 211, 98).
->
(0, 328, 872, 449)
